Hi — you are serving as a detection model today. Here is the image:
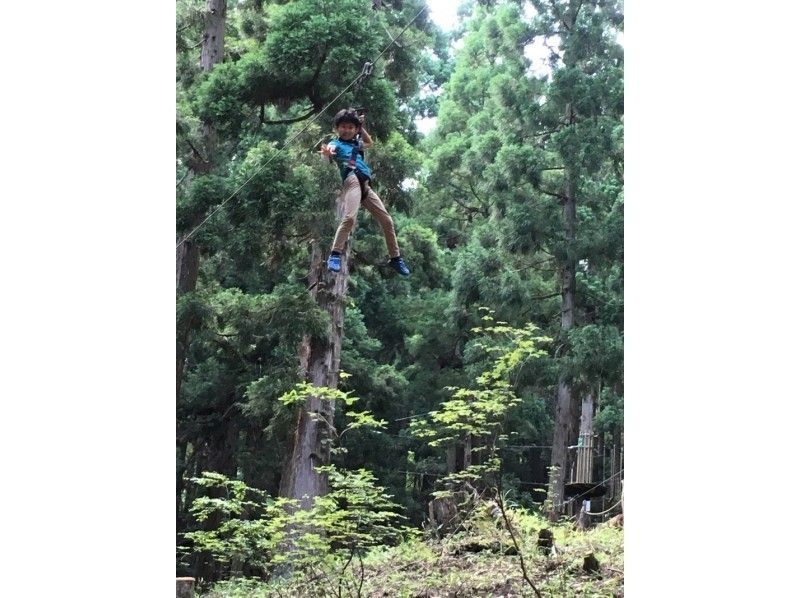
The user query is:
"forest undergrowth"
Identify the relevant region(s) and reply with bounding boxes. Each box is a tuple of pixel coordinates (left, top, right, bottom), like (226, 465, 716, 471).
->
(201, 507, 623, 598)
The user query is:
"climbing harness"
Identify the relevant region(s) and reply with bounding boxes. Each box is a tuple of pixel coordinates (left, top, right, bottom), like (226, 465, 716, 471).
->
(347, 138, 362, 171)
(340, 135, 370, 202)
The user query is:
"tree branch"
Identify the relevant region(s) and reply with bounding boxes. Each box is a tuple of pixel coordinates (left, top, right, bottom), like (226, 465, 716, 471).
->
(357, 551, 365, 598)
(570, 0, 585, 29)
(452, 195, 484, 215)
(495, 478, 544, 598)
(535, 186, 569, 201)
(176, 168, 191, 188)
(186, 139, 207, 162)
(542, 37, 562, 62)
(185, 139, 211, 174)
(261, 107, 317, 126)
(550, 0, 571, 31)
(535, 127, 561, 138)
(309, 47, 329, 89)
(448, 182, 489, 217)
(442, 214, 473, 223)
(612, 157, 624, 181)
(531, 291, 561, 300)
(338, 547, 356, 598)
(513, 257, 555, 272)
(467, 179, 488, 210)
(381, 23, 403, 48)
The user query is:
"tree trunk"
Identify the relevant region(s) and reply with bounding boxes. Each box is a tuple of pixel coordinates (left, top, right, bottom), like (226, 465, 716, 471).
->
(176, 236, 201, 397)
(446, 434, 472, 476)
(176, 440, 188, 539)
(548, 376, 580, 519)
(204, 419, 239, 476)
(176, 577, 195, 598)
(279, 210, 353, 508)
(192, 421, 239, 583)
(547, 152, 580, 521)
(177, 0, 227, 396)
(178, 441, 200, 534)
(201, 0, 226, 72)
(463, 433, 473, 468)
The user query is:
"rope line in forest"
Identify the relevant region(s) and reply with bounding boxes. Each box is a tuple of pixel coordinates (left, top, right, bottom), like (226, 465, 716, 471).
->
(379, 468, 624, 495)
(382, 469, 548, 487)
(585, 498, 623, 516)
(177, 4, 428, 249)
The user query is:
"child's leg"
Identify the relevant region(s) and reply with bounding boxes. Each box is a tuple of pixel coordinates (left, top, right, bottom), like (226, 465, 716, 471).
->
(362, 184, 401, 259)
(331, 175, 363, 253)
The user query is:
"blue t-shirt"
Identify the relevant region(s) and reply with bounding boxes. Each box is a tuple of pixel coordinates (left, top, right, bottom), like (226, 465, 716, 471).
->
(328, 137, 372, 182)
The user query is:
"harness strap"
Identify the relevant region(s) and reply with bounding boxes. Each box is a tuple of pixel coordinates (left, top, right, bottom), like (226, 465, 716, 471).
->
(347, 134, 364, 170)
(355, 172, 369, 202)
(340, 136, 369, 201)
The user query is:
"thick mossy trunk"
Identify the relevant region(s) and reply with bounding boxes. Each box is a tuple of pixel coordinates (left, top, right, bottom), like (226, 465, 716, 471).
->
(280, 201, 353, 508)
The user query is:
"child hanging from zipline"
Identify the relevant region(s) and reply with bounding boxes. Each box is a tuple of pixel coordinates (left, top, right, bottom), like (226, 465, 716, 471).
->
(319, 108, 410, 276)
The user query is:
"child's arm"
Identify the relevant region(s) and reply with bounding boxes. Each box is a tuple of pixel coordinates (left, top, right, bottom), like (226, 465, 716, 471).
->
(359, 115, 373, 148)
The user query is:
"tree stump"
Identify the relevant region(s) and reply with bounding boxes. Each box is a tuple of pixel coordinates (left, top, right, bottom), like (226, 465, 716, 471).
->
(427, 492, 469, 536)
(583, 553, 600, 576)
(176, 577, 195, 598)
(537, 528, 554, 555)
(607, 513, 624, 527)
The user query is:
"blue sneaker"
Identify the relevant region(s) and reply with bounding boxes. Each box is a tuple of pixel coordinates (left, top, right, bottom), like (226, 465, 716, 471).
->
(327, 253, 341, 272)
(389, 256, 410, 276)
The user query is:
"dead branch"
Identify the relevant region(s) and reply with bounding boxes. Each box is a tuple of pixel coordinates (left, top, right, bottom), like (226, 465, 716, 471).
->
(495, 480, 544, 598)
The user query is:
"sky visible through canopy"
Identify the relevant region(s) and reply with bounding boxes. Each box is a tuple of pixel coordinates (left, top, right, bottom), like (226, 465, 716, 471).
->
(417, 1, 556, 134)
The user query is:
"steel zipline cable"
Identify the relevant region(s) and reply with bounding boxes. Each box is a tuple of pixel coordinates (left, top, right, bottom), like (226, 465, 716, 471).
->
(176, 4, 427, 249)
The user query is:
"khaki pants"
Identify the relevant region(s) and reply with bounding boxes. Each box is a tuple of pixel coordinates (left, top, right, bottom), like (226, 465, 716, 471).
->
(331, 174, 400, 258)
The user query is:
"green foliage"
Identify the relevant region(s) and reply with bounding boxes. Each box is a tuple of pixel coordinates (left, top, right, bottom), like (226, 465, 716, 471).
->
(177, 175, 232, 232)
(200, 501, 623, 597)
(594, 387, 623, 433)
(367, 130, 423, 212)
(276, 380, 357, 408)
(184, 466, 410, 584)
(314, 465, 409, 548)
(420, 0, 624, 465)
(183, 473, 272, 572)
(272, 379, 389, 460)
(564, 323, 623, 386)
(411, 311, 551, 489)
(188, 0, 434, 140)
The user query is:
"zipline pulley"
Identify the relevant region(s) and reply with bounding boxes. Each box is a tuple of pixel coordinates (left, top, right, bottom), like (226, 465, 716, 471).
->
(355, 61, 374, 88)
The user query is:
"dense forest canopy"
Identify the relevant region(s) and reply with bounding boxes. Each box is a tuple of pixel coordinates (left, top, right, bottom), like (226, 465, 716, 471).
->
(176, 0, 623, 592)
